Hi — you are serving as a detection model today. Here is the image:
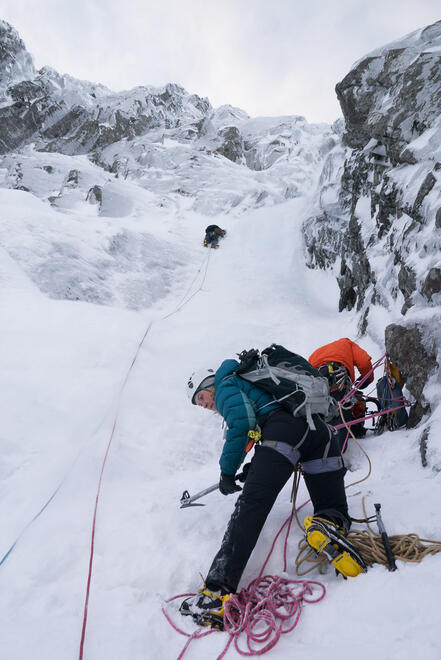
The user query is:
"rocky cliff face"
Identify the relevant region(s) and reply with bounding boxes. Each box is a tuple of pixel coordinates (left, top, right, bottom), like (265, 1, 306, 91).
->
(0, 21, 35, 94)
(0, 21, 337, 217)
(0, 21, 338, 312)
(303, 20, 441, 437)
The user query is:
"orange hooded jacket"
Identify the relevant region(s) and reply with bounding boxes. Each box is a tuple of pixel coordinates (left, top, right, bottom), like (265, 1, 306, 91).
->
(308, 338, 373, 383)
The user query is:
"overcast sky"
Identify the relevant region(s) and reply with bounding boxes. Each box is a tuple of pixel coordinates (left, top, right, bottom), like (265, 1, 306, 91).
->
(2, 0, 440, 123)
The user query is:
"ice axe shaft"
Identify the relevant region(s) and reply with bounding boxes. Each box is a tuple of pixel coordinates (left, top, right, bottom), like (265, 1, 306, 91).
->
(180, 483, 219, 508)
(180, 471, 245, 508)
(375, 503, 397, 571)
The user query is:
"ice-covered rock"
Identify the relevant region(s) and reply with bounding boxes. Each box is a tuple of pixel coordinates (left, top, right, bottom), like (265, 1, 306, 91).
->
(304, 19, 441, 427)
(0, 20, 35, 96)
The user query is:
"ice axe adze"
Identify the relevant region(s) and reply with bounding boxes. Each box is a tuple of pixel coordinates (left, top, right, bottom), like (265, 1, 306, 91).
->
(180, 471, 245, 509)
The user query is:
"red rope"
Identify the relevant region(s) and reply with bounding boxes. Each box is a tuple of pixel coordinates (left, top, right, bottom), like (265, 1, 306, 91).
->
(78, 321, 153, 659)
(79, 419, 117, 659)
(79, 252, 212, 659)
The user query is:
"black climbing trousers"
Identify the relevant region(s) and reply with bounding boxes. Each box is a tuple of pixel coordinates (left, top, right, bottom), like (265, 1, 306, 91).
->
(204, 231, 218, 247)
(206, 410, 349, 594)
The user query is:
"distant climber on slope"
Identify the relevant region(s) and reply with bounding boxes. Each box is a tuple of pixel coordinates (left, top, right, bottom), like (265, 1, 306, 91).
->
(179, 353, 366, 629)
(204, 224, 226, 248)
(309, 337, 374, 444)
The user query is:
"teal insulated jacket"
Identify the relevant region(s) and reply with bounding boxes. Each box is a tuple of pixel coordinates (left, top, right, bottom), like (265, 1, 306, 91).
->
(214, 359, 280, 476)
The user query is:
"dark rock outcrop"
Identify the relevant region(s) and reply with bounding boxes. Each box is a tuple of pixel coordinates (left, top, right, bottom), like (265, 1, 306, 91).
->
(385, 323, 438, 426)
(216, 126, 244, 163)
(86, 185, 102, 205)
(336, 21, 441, 159)
(422, 268, 441, 302)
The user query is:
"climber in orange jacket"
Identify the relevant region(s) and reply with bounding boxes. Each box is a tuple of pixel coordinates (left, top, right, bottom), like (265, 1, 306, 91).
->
(309, 338, 374, 442)
(309, 338, 373, 389)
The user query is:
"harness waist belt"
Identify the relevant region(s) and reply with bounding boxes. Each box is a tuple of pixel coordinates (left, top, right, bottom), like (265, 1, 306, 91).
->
(301, 456, 344, 474)
(260, 439, 300, 467)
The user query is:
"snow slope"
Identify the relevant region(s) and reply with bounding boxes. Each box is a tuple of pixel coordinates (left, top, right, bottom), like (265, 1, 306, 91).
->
(0, 192, 440, 660)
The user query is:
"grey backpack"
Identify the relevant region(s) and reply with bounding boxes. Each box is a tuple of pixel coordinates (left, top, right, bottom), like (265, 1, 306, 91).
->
(236, 344, 338, 429)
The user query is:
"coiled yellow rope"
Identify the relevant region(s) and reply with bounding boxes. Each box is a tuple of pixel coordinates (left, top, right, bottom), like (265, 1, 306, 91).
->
(295, 507, 441, 576)
(291, 411, 441, 575)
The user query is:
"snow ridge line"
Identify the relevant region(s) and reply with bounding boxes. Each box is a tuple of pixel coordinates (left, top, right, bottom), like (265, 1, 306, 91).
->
(79, 249, 212, 659)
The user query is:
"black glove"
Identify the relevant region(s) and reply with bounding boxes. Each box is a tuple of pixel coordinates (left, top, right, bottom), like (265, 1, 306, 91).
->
(354, 377, 371, 390)
(237, 462, 251, 483)
(219, 472, 242, 496)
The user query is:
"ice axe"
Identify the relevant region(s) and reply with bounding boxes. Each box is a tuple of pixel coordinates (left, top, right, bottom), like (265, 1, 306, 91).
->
(374, 503, 397, 571)
(180, 469, 247, 509)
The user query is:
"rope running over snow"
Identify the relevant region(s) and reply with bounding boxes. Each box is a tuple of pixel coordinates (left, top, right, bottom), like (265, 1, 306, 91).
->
(79, 250, 212, 659)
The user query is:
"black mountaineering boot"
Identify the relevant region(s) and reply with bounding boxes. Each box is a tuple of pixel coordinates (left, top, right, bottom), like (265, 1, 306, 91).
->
(179, 588, 231, 629)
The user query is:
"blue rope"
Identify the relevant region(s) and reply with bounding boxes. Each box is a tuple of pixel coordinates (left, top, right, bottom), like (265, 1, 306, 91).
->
(0, 482, 63, 566)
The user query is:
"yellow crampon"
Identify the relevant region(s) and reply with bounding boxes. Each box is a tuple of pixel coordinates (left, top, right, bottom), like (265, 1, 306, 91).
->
(179, 584, 232, 629)
(201, 589, 230, 617)
(304, 516, 367, 578)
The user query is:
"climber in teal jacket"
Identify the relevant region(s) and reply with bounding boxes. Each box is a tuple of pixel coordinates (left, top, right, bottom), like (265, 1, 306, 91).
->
(214, 359, 279, 475)
(181, 352, 356, 627)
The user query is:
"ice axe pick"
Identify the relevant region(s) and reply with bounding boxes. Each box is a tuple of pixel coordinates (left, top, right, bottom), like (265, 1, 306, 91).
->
(180, 470, 246, 508)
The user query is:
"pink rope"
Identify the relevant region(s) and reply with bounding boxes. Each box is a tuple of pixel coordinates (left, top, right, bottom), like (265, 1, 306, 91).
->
(376, 395, 408, 403)
(340, 430, 350, 454)
(162, 498, 320, 659)
(163, 576, 325, 659)
(339, 353, 387, 406)
(333, 352, 409, 434)
(332, 403, 408, 431)
(222, 575, 325, 657)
